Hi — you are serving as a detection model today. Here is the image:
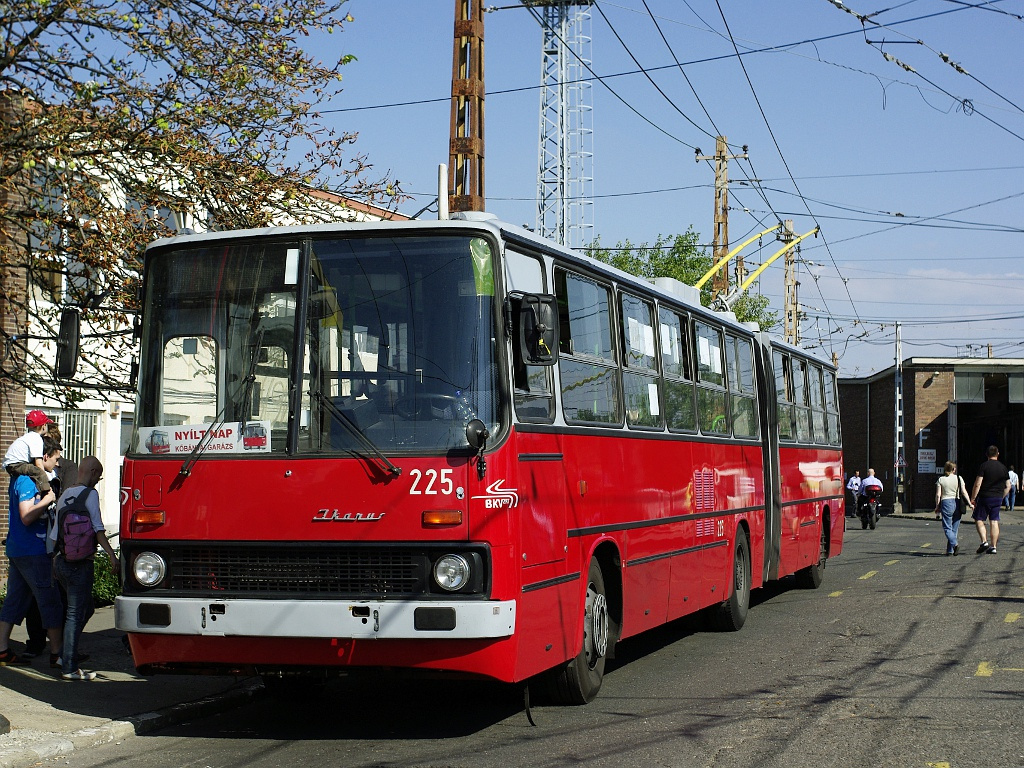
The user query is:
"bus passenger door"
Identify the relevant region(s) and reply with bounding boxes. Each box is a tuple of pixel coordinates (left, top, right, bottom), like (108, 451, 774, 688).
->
(516, 433, 568, 566)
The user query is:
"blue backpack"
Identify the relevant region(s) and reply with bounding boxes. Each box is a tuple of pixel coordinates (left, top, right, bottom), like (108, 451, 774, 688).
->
(57, 491, 98, 562)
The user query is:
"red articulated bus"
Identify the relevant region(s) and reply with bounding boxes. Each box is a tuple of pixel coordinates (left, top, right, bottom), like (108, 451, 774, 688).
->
(116, 213, 844, 703)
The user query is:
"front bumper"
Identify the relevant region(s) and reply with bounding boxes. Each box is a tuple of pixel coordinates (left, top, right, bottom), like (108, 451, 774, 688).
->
(115, 596, 516, 640)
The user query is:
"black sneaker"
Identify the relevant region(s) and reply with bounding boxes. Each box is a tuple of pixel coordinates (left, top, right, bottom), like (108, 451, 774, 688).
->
(0, 648, 30, 666)
(988, 547, 997, 554)
(953, 545, 959, 556)
(977, 542, 991, 554)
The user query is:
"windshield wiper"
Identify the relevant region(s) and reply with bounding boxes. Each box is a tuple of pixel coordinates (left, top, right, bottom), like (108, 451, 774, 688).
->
(180, 326, 265, 478)
(312, 390, 401, 477)
(238, 326, 265, 444)
(178, 408, 228, 478)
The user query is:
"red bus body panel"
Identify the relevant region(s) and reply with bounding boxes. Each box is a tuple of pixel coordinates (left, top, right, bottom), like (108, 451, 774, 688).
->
(120, 421, 840, 683)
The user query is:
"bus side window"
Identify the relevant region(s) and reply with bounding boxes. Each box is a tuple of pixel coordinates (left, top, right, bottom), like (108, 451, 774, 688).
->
(506, 250, 554, 423)
(620, 292, 661, 429)
(555, 268, 621, 425)
(826, 369, 841, 445)
(728, 335, 758, 438)
(808, 363, 826, 444)
(695, 320, 728, 435)
(773, 349, 795, 441)
(659, 307, 695, 432)
(793, 357, 811, 442)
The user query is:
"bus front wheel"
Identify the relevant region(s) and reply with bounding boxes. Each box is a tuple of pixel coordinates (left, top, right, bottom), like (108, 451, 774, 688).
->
(549, 559, 610, 705)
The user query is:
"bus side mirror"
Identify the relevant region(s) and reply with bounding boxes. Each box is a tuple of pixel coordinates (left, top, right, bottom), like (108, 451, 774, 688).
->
(55, 307, 80, 379)
(518, 294, 558, 366)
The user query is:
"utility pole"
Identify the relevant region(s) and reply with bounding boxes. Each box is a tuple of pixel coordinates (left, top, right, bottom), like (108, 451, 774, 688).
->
(781, 219, 799, 345)
(449, 0, 485, 213)
(695, 136, 747, 299)
(894, 321, 905, 514)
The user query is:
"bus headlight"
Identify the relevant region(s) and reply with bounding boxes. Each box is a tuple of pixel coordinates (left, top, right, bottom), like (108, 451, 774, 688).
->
(433, 554, 470, 591)
(133, 552, 166, 587)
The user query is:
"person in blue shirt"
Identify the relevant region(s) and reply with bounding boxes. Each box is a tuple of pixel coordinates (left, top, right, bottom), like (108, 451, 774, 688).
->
(0, 439, 64, 666)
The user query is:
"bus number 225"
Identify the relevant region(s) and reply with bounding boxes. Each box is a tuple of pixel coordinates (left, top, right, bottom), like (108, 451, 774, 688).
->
(409, 468, 454, 496)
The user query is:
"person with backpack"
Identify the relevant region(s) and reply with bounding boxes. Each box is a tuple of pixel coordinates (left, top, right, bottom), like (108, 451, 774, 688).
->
(49, 456, 118, 681)
(0, 438, 62, 666)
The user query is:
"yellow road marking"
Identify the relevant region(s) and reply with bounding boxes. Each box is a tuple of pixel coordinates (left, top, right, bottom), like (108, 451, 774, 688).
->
(1006, 613, 1020, 623)
(859, 571, 878, 580)
(885, 559, 899, 566)
(829, 591, 843, 597)
(976, 661, 1024, 677)
(898, 594, 1024, 600)
(921, 542, 933, 548)
(927, 762, 951, 768)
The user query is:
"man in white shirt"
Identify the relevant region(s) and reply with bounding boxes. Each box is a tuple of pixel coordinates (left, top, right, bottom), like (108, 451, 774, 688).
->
(845, 471, 861, 517)
(1005, 465, 1019, 511)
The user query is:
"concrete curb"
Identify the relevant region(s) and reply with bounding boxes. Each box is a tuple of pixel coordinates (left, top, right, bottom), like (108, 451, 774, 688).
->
(0, 678, 261, 768)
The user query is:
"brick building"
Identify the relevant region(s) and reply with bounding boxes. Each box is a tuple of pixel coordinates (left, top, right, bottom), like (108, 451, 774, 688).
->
(840, 358, 1024, 513)
(1, 89, 28, 583)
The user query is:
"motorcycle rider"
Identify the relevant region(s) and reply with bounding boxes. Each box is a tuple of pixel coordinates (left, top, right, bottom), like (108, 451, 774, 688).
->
(859, 468, 883, 497)
(858, 468, 884, 520)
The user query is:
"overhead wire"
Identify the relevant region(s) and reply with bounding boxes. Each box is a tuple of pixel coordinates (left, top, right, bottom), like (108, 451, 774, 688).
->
(823, 0, 1024, 141)
(712, 0, 857, 357)
(591, 1, 717, 141)
(634, 0, 783, 221)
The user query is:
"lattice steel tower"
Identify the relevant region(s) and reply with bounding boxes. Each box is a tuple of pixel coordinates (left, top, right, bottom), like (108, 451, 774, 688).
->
(529, 1, 593, 249)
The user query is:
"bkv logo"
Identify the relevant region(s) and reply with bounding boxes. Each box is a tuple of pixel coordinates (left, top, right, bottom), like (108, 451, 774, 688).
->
(472, 479, 519, 509)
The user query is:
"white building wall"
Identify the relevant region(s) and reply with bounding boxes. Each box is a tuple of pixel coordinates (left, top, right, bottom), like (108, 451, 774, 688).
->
(24, 393, 127, 535)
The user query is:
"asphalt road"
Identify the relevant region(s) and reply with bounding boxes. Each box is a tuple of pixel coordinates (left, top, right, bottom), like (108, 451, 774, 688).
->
(59, 516, 1024, 768)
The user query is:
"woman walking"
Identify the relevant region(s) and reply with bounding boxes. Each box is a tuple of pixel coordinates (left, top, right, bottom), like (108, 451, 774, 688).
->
(935, 461, 973, 556)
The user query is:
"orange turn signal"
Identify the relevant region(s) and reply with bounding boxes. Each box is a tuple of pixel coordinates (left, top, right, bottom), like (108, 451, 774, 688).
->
(132, 509, 166, 528)
(422, 509, 462, 527)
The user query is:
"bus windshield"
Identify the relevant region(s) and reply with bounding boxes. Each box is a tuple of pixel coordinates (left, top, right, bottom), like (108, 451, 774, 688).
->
(132, 233, 502, 457)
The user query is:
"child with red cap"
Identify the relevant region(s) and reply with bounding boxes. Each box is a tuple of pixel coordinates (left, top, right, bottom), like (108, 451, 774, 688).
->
(2, 410, 56, 494)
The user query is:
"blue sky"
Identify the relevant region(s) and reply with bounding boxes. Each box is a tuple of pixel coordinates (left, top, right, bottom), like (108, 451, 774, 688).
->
(311, 0, 1023, 376)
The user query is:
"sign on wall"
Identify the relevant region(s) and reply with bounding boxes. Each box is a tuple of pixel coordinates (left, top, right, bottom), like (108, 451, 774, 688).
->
(918, 448, 937, 475)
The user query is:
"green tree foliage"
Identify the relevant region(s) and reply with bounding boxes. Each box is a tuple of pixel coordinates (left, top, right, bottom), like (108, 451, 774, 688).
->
(92, 551, 121, 607)
(0, 1, 398, 403)
(585, 229, 779, 331)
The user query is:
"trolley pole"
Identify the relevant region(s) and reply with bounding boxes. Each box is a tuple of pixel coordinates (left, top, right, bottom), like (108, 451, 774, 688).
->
(696, 136, 747, 300)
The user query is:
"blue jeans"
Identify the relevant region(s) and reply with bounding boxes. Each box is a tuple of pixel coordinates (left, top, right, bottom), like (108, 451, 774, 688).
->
(0, 554, 64, 628)
(1005, 488, 1017, 510)
(53, 556, 95, 674)
(939, 498, 961, 554)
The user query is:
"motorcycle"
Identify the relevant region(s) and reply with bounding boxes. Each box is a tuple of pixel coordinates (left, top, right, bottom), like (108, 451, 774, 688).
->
(858, 486, 882, 529)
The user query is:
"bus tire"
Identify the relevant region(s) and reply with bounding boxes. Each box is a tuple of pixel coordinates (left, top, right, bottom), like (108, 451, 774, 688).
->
(712, 529, 750, 632)
(795, 521, 828, 589)
(549, 559, 610, 705)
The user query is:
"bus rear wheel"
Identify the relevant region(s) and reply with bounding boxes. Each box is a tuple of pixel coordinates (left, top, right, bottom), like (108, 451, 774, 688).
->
(796, 521, 828, 589)
(549, 559, 610, 705)
(711, 529, 751, 631)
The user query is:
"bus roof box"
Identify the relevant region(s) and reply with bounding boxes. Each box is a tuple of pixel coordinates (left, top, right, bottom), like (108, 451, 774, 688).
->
(652, 277, 701, 307)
